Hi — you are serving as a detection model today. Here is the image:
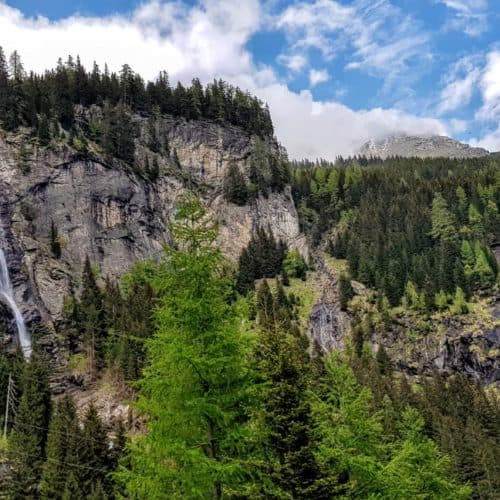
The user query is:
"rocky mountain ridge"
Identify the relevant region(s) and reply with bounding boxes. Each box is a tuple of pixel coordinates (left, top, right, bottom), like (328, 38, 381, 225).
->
(359, 134, 489, 159)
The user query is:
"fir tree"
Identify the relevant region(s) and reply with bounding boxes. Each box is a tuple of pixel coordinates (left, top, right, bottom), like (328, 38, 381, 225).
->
(339, 274, 354, 311)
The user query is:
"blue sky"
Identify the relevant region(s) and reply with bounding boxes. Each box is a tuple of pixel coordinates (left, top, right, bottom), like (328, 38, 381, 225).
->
(1, 0, 499, 158)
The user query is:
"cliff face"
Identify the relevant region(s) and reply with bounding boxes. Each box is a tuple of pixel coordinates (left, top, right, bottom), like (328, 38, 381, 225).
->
(0, 117, 306, 337)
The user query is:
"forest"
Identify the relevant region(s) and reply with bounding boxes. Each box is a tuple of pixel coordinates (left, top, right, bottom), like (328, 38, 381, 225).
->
(0, 47, 498, 499)
(0, 197, 498, 499)
(0, 47, 274, 140)
(291, 156, 500, 309)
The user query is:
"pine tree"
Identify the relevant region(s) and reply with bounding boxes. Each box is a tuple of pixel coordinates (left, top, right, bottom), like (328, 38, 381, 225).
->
(254, 309, 329, 498)
(80, 403, 111, 496)
(38, 113, 51, 146)
(80, 257, 106, 375)
(0, 46, 9, 124)
(430, 193, 457, 242)
(62, 472, 83, 500)
(256, 279, 274, 330)
(312, 356, 470, 498)
(101, 101, 136, 164)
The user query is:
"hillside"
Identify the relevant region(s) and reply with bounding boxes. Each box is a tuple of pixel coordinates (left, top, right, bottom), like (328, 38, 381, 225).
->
(359, 134, 490, 159)
(0, 54, 498, 499)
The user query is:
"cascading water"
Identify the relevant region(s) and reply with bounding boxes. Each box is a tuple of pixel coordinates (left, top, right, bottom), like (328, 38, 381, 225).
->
(0, 248, 31, 359)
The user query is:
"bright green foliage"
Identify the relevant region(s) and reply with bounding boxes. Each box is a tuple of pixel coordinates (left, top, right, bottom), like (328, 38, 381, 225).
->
(380, 407, 471, 499)
(121, 197, 254, 499)
(291, 157, 500, 308)
(450, 287, 469, 314)
(468, 204, 485, 240)
(472, 244, 495, 287)
(404, 281, 425, 311)
(312, 356, 471, 499)
(283, 249, 308, 280)
(431, 193, 457, 242)
(434, 289, 449, 310)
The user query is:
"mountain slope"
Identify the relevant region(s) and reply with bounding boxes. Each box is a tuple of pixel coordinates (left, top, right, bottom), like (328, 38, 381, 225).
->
(359, 135, 489, 159)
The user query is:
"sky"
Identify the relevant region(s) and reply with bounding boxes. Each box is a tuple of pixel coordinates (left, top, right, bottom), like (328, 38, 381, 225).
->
(0, 0, 499, 159)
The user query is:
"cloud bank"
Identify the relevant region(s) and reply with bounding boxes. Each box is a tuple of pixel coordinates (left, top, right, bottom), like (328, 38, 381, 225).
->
(0, 0, 455, 158)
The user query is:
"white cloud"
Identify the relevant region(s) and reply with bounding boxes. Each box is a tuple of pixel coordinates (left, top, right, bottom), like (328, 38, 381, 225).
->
(276, 0, 430, 86)
(0, 0, 447, 159)
(309, 68, 329, 86)
(469, 126, 500, 151)
(438, 56, 481, 114)
(437, 0, 489, 37)
(257, 84, 447, 158)
(476, 50, 500, 121)
(449, 119, 468, 133)
(0, 0, 260, 81)
(278, 53, 307, 72)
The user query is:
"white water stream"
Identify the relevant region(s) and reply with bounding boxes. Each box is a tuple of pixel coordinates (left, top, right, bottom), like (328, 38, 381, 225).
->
(0, 248, 31, 359)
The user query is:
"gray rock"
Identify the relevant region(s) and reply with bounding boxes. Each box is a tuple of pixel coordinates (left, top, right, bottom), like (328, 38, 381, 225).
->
(359, 135, 489, 159)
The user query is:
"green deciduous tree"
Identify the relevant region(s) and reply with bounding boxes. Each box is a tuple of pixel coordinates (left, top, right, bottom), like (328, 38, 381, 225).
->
(121, 196, 255, 499)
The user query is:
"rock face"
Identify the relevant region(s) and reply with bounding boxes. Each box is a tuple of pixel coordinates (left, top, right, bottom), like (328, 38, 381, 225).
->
(0, 118, 307, 337)
(359, 135, 489, 159)
(308, 254, 350, 353)
(371, 297, 500, 385)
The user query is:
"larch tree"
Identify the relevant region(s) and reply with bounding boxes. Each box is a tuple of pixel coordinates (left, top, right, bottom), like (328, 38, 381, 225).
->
(121, 196, 255, 499)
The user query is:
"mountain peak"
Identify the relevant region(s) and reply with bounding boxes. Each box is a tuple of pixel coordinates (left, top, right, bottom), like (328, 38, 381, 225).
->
(359, 135, 489, 159)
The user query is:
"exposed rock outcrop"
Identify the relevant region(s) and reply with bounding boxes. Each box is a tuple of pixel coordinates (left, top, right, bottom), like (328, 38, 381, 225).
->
(0, 118, 307, 336)
(359, 135, 489, 159)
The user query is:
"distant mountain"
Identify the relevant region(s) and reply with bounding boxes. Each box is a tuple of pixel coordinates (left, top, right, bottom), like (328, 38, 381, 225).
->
(358, 135, 489, 159)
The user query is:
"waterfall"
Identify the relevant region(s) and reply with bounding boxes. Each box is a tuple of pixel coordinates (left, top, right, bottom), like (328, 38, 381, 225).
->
(0, 248, 31, 359)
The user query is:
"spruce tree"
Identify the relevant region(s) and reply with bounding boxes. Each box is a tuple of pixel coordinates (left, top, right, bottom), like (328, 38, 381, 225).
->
(254, 299, 329, 498)
(7, 356, 52, 499)
(80, 257, 106, 374)
(40, 396, 82, 500)
(223, 163, 248, 206)
(80, 403, 111, 496)
(339, 274, 354, 311)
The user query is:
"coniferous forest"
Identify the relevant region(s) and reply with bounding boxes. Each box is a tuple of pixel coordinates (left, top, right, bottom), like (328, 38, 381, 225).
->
(0, 49, 498, 500)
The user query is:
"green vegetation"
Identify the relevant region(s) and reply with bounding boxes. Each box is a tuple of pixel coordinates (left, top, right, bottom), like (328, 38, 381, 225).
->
(1, 66, 500, 496)
(292, 156, 500, 310)
(0, 193, 498, 499)
(0, 47, 273, 142)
